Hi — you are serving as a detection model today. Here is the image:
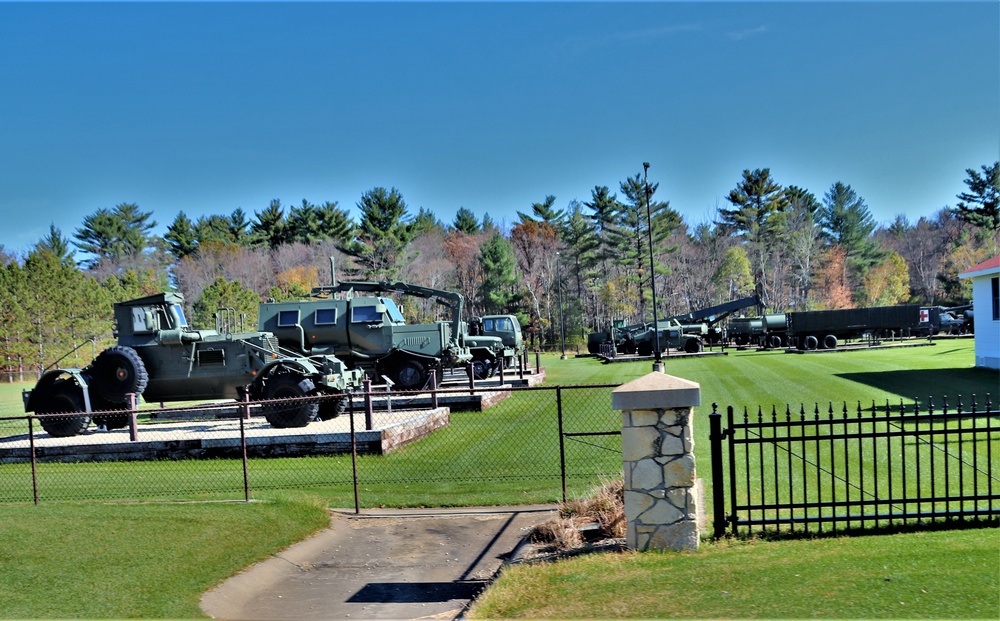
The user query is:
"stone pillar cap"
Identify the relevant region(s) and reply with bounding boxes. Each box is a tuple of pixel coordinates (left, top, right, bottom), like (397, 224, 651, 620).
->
(612, 372, 701, 410)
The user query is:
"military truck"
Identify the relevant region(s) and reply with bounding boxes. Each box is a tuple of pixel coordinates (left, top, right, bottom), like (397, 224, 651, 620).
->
(631, 318, 705, 355)
(23, 292, 365, 437)
(259, 280, 474, 390)
(588, 294, 760, 355)
(728, 313, 789, 348)
(466, 315, 524, 378)
(917, 304, 971, 336)
(479, 315, 524, 369)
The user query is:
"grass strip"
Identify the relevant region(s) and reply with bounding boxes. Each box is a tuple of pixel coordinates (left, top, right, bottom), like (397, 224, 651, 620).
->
(471, 527, 1000, 619)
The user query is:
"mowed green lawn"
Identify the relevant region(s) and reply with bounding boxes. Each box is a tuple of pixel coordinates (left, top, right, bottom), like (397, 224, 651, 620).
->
(0, 340, 997, 618)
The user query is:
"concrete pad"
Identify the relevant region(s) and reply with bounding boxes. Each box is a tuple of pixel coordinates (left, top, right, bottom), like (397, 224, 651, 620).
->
(200, 505, 557, 620)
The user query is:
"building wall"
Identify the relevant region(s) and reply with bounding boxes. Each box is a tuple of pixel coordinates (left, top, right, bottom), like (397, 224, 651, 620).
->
(970, 273, 999, 370)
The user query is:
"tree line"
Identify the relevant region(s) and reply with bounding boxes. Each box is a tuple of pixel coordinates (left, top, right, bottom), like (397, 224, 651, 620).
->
(2, 162, 997, 379)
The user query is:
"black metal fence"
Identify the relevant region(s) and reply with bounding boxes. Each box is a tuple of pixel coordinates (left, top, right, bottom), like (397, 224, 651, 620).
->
(0, 383, 622, 508)
(709, 395, 1000, 538)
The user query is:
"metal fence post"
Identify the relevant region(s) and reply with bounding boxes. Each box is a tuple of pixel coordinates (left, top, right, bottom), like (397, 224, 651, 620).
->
(28, 415, 39, 505)
(430, 369, 439, 410)
(535, 350, 541, 374)
(557, 387, 566, 503)
(127, 392, 138, 442)
(363, 378, 373, 431)
(239, 402, 249, 502)
(709, 403, 727, 539)
(350, 396, 360, 515)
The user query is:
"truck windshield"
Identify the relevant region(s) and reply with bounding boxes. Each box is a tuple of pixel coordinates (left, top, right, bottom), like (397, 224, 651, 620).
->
(170, 304, 188, 327)
(382, 298, 406, 323)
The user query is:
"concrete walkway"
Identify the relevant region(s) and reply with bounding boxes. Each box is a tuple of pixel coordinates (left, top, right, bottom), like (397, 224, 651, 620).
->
(200, 505, 558, 621)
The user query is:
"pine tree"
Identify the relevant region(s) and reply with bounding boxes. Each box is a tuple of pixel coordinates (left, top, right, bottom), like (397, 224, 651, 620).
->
(342, 187, 414, 281)
(74, 203, 156, 265)
(250, 200, 290, 249)
(953, 161, 999, 231)
(478, 232, 519, 313)
(719, 168, 789, 308)
(452, 207, 480, 234)
(165, 212, 199, 259)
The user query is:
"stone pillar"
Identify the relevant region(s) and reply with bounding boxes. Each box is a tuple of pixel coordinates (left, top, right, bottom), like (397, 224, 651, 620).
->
(612, 372, 701, 552)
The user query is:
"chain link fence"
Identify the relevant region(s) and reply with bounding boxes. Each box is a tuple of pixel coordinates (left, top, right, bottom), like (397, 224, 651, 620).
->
(0, 384, 622, 507)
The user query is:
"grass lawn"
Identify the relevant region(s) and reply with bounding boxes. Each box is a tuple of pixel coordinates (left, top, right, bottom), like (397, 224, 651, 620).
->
(0, 339, 996, 617)
(470, 527, 1000, 619)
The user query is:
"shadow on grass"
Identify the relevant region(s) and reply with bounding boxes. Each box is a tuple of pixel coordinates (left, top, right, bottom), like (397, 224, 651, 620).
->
(836, 367, 999, 403)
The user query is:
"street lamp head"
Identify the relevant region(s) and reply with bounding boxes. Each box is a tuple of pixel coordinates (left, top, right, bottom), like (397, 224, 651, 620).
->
(643, 162, 650, 172)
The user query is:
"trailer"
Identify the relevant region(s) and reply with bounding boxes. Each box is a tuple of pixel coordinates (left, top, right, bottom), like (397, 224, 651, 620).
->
(786, 304, 921, 350)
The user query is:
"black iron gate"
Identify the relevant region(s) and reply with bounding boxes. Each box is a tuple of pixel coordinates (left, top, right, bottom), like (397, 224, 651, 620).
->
(709, 396, 1000, 538)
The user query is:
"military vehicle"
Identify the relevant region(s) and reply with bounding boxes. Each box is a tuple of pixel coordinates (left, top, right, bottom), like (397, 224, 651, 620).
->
(23, 292, 365, 437)
(466, 315, 524, 378)
(588, 294, 761, 355)
(478, 315, 524, 368)
(259, 280, 475, 390)
(786, 304, 921, 349)
(728, 313, 789, 348)
(728, 304, 922, 351)
(631, 318, 705, 355)
(917, 304, 971, 336)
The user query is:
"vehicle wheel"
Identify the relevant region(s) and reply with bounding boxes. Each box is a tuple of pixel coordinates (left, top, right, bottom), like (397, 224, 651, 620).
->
(734, 334, 749, 347)
(822, 334, 838, 350)
(471, 358, 491, 381)
(317, 394, 348, 421)
(768, 335, 783, 349)
(91, 395, 131, 430)
(636, 341, 653, 357)
(91, 346, 148, 404)
(36, 379, 91, 437)
(261, 375, 317, 428)
(684, 339, 703, 354)
(394, 359, 427, 390)
(803, 335, 819, 350)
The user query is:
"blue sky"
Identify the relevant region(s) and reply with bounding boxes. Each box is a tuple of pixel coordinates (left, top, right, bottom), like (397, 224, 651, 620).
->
(1, 1, 997, 255)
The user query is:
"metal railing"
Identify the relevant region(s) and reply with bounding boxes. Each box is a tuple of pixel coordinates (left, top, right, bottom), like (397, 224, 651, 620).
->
(709, 396, 1000, 538)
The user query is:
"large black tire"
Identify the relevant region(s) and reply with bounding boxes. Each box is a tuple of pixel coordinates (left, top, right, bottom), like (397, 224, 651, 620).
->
(684, 339, 703, 354)
(636, 341, 653, 357)
(36, 379, 91, 437)
(91, 395, 131, 431)
(317, 394, 348, 421)
(470, 358, 492, 381)
(802, 335, 819, 350)
(394, 359, 427, 390)
(91, 346, 148, 404)
(768, 335, 783, 349)
(822, 334, 838, 350)
(261, 375, 317, 428)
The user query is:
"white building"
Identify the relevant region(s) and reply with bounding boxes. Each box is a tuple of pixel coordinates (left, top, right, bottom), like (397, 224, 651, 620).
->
(959, 254, 1000, 370)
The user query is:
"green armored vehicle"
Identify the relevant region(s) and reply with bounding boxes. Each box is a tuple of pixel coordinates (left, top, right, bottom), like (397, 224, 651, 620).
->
(24, 292, 365, 437)
(259, 281, 474, 390)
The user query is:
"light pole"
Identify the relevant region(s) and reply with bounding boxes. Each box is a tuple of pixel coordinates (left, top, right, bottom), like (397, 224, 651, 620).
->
(556, 251, 567, 360)
(644, 162, 663, 369)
